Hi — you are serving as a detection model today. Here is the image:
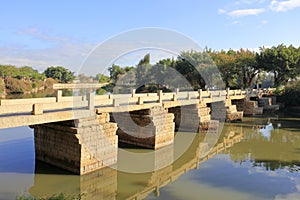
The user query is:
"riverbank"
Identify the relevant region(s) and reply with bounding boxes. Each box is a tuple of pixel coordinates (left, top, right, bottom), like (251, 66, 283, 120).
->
(282, 106, 300, 117)
(0, 77, 57, 99)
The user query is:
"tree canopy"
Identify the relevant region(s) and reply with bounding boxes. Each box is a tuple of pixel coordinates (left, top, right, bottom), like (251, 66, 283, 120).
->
(1, 43, 300, 95)
(0, 65, 45, 80)
(43, 66, 75, 83)
(257, 44, 300, 87)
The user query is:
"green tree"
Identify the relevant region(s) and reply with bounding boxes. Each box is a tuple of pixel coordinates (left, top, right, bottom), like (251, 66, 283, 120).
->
(96, 73, 110, 83)
(0, 65, 18, 78)
(43, 66, 75, 83)
(136, 54, 151, 86)
(0, 65, 45, 80)
(104, 64, 134, 84)
(17, 66, 45, 80)
(176, 50, 220, 90)
(257, 44, 300, 87)
(108, 64, 125, 83)
(210, 50, 237, 88)
(235, 49, 259, 89)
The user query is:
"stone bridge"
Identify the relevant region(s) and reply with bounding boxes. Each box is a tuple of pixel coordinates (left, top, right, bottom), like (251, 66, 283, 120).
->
(0, 88, 274, 174)
(28, 127, 243, 200)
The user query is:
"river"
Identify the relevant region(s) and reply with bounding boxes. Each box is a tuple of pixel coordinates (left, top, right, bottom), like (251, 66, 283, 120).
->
(0, 115, 300, 200)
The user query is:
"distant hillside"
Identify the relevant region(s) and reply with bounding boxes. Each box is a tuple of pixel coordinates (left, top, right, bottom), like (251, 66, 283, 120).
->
(0, 65, 57, 97)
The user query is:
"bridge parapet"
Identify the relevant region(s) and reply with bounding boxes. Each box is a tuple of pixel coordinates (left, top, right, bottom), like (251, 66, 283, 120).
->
(0, 89, 247, 129)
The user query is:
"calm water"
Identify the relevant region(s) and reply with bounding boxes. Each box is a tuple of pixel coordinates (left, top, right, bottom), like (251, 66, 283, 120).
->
(0, 115, 300, 200)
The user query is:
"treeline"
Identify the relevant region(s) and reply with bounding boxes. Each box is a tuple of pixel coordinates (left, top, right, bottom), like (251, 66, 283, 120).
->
(107, 44, 300, 92)
(0, 65, 76, 96)
(1, 43, 300, 99)
(0, 64, 111, 96)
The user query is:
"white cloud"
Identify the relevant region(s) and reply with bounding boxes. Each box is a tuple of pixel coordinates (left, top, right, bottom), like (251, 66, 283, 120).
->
(227, 8, 266, 17)
(17, 27, 69, 43)
(270, 0, 300, 12)
(235, 0, 267, 5)
(0, 27, 97, 73)
(232, 20, 240, 24)
(0, 42, 94, 73)
(218, 9, 227, 14)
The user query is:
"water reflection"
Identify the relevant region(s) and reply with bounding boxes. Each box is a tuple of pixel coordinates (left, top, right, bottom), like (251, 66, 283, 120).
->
(29, 162, 117, 200)
(1, 116, 300, 200)
(230, 117, 300, 172)
(28, 125, 243, 200)
(0, 127, 34, 200)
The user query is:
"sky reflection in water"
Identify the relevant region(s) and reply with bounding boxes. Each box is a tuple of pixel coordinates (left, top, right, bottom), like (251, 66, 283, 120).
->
(0, 116, 300, 200)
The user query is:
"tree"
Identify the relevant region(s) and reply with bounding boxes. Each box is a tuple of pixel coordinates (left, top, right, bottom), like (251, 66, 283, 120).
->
(108, 64, 135, 84)
(18, 66, 45, 80)
(177, 50, 222, 90)
(0, 65, 45, 80)
(257, 44, 300, 87)
(108, 64, 124, 83)
(43, 66, 75, 83)
(235, 49, 259, 89)
(136, 54, 151, 86)
(210, 50, 237, 88)
(96, 73, 110, 83)
(0, 65, 18, 78)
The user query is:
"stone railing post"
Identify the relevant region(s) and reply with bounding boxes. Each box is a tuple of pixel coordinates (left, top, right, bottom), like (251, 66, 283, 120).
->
(113, 99, 119, 107)
(56, 90, 62, 102)
(198, 89, 202, 99)
(138, 96, 143, 105)
(131, 88, 136, 97)
(87, 92, 95, 111)
(32, 103, 43, 115)
(187, 92, 191, 100)
(226, 88, 229, 99)
(158, 90, 163, 103)
(172, 93, 177, 101)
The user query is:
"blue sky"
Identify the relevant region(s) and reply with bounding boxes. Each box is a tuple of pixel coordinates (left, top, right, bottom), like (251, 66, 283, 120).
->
(1, 0, 300, 73)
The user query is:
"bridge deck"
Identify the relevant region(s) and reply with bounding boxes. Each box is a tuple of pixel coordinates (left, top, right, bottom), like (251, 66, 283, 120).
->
(0, 89, 247, 129)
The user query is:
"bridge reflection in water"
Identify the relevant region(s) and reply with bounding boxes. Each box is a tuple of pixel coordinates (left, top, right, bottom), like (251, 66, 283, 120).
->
(29, 123, 243, 200)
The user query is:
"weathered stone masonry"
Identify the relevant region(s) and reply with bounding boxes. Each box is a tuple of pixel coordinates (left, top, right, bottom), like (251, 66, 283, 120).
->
(169, 103, 219, 132)
(33, 113, 118, 175)
(111, 106, 175, 149)
(211, 99, 243, 122)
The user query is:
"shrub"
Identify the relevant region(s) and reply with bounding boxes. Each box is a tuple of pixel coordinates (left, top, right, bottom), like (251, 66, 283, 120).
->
(278, 81, 300, 106)
(96, 88, 107, 95)
(5, 77, 32, 93)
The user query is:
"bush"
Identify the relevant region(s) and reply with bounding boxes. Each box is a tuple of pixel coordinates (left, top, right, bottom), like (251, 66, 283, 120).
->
(278, 81, 300, 106)
(5, 77, 32, 93)
(0, 78, 6, 94)
(44, 78, 57, 88)
(96, 88, 107, 95)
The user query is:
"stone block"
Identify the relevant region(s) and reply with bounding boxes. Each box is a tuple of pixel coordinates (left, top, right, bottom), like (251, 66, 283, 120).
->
(32, 103, 43, 115)
(115, 106, 175, 149)
(33, 115, 118, 175)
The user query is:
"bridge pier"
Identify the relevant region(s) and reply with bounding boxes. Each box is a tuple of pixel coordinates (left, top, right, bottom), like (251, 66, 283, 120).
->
(258, 97, 280, 113)
(211, 99, 243, 122)
(33, 114, 118, 175)
(169, 103, 218, 132)
(232, 99, 264, 115)
(111, 106, 175, 149)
